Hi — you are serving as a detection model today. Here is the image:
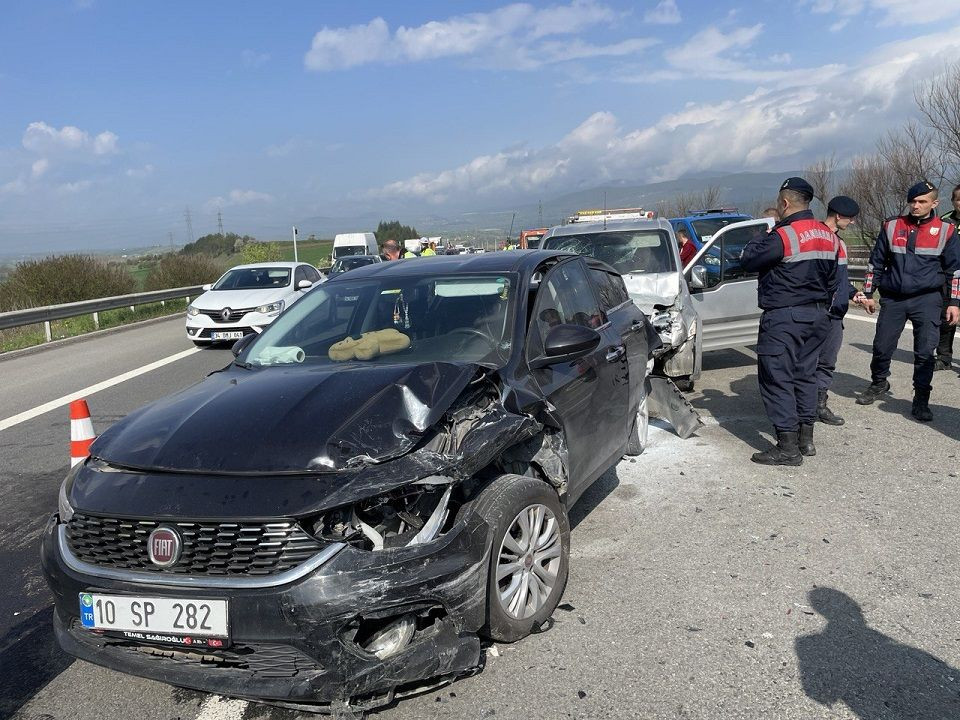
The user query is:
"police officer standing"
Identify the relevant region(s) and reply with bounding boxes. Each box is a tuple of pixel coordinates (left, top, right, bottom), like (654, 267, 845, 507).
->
(856, 181, 960, 420)
(815, 196, 861, 426)
(741, 177, 839, 466)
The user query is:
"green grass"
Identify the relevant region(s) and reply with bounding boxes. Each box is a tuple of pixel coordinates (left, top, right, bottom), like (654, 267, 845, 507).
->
(0, 298, 188, 353)
(275, 240, 334, 268)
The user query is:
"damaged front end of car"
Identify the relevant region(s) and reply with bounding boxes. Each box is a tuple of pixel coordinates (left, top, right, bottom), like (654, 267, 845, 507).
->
(42, 362, 570, 715)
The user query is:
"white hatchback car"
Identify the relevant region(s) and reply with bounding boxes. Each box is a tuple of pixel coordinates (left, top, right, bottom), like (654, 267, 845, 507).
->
(185, 262, 322, 345)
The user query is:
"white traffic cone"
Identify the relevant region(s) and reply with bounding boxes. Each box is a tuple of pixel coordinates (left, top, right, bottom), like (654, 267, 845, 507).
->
(70, 399, 96, 467)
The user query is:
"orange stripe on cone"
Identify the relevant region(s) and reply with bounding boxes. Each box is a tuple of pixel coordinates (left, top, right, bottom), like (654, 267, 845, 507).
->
(69, 399, 96, 467)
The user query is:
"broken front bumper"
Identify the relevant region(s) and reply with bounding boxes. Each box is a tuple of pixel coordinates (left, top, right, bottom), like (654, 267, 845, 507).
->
(41, 511, 490, 711)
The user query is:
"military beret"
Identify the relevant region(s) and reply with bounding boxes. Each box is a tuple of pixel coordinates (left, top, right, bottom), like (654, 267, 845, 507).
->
(780, 176, 815, 200)
(907, 180, 936, 201)
(827, 195, 860, 218)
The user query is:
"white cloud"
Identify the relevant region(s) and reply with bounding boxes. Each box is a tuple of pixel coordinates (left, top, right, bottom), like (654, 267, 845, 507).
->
(644, 0, 681, 24)
(304, 1, 646, 71)
(241, 49, 271, 68)
(205, 189, 274, 212)
(22, 121, 119, 156)
(0, 177, 27, 195)
(125, 164, 154, 178)
(808, 0, 960, 25)
(770, 53, 792, 64)
(58, 180, 92, 194)
(370, 27, 960, 204)
(665, 24, 763, 73)
(31, 158, 49, 179)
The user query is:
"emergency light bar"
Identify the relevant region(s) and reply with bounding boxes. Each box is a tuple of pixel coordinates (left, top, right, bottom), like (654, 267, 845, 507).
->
(568, 207, 656, 223)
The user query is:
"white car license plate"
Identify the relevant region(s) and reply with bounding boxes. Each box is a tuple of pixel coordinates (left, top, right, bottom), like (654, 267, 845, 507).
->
(211, 331, 244, 340)
(79, 593, 228, 642)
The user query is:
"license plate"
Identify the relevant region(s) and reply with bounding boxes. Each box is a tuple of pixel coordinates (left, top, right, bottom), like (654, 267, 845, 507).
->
(79, 593, 228, 645)
(211, 331, 244, 340)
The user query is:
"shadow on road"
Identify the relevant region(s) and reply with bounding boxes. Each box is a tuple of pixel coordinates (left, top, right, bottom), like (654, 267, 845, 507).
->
(569, 467, 619, 530)
(691, 373, 772, 452)
(829, 370, 960, 443)
(796, 587, 960, 719)
(0, 605, 73, 720)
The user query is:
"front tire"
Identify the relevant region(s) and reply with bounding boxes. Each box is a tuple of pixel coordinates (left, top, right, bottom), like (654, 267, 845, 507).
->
(473, 475, 570, 643)
(625, 395, 649, 456)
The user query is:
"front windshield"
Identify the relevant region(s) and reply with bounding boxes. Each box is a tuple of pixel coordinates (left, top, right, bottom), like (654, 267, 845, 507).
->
(244, 273, 517, 368)
(691, 217, 749, 241)
(332, 257, 375, 273)
(544, 230, 675, 274)
(213, 267, 291, 290)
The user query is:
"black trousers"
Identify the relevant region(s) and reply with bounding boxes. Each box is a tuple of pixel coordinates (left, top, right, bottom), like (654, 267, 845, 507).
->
(869, 291, 941, 391)
(936, 292, 957, 363)
(816, 315, 844, 391)
(757, 305, 831, 431)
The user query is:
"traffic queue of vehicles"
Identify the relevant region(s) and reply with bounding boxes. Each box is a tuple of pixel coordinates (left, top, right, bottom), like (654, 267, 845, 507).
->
(46, 208, 766, 713)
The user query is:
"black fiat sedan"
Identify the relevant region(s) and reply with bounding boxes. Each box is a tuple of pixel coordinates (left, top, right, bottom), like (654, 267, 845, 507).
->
(42, 251, 656, 714)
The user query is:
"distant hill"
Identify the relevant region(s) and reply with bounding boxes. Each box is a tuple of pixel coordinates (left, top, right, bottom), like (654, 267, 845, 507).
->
(295, 170, 801, 239)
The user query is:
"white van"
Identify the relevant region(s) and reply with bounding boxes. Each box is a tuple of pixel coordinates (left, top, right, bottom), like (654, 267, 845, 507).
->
(332, 232, 378, 261)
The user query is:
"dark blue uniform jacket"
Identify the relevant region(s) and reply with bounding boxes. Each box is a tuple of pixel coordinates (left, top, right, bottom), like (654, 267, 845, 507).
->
(741, 210, 838, 310)
(864, 211, 960, 307)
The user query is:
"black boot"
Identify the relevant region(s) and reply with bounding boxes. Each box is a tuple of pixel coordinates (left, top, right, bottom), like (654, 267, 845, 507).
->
(911, 388, 933, 422)
(816, 389, 845, 425)
(856, 379, 890, 405)
(798, 423, 816, 456)
(751, 430, 803, 466)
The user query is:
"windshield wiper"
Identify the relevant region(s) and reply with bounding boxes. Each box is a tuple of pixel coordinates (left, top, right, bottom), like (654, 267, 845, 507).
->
(233, 360, 255, 370)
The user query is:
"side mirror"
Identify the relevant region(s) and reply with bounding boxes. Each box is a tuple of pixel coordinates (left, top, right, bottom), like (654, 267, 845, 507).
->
(231, 333, 256, 357)
(689, 265, 707, 289)
(530, 323, 601, 369)
(202, 283, 212, 291)
(297, 280, 313, 290)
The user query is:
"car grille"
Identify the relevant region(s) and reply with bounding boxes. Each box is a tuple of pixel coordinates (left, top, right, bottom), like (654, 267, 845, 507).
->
(66, 514, 325, 576)
(198, 307, 255, 323)
(70, 623, 321, 677)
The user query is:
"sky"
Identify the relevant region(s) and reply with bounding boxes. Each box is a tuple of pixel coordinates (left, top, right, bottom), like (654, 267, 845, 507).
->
(3, 0, 960, 253)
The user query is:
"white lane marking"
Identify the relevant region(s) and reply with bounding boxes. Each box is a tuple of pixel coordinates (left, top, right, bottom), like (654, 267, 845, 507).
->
(845, 314, 879, 325)
(195, 695, 248, 720)
(0, 347, 200, 432)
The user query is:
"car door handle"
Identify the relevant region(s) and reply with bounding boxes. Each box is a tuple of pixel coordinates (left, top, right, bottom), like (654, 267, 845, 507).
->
(605, 345, 625, 363)
(630, 321, 645, 332)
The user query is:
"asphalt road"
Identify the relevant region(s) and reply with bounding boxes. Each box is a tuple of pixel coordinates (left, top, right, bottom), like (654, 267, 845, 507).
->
(3, 314, 959, 720)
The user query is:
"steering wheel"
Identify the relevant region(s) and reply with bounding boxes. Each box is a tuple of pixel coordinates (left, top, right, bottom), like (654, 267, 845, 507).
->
(446, 327, 496, 350)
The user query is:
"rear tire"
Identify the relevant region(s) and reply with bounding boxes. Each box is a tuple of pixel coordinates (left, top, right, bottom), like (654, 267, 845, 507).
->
(473, 475, 569, 643)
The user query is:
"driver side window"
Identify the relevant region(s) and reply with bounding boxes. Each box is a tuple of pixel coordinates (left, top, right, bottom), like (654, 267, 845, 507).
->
(692, 225, 762, 290)
(528, 261, 603, 358)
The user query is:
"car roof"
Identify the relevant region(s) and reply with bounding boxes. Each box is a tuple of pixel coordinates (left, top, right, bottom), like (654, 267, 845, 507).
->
(324, 250, 577, 281)
(545, 218, 673, 237)
(672, 213, 751, 221)
(228, 261, 309, 270)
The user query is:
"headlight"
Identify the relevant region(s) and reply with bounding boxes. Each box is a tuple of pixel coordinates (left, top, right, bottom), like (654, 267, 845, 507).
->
(186, 305, 200, 317)
(256, 300, 284, 315)
(310, 482, 453, 551)
(58, 468, 78, 523)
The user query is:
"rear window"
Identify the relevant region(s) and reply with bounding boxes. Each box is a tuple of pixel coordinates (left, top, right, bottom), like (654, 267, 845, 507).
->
(691, 217, 750, 241)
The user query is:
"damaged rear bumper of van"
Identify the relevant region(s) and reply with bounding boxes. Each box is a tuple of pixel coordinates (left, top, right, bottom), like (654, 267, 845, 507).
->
(42, 507, 492, 713)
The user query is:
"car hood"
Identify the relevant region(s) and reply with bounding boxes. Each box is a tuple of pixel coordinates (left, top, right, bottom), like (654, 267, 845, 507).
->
(193, 287, 289, 309)
(90, 362, 481, 474)
(622, 271, 680, 313)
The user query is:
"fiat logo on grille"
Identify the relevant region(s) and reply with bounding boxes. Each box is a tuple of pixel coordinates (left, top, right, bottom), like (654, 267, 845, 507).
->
(147, 526, 181, 567)
(220, 307, 232, 321)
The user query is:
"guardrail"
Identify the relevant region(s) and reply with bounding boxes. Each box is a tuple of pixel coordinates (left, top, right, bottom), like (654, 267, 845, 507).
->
(0, 285, 204, 341)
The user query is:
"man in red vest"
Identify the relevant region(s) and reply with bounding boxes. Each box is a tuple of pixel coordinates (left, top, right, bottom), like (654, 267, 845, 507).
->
(857, 181, 960, 420)
(741, 177, 839, 465)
